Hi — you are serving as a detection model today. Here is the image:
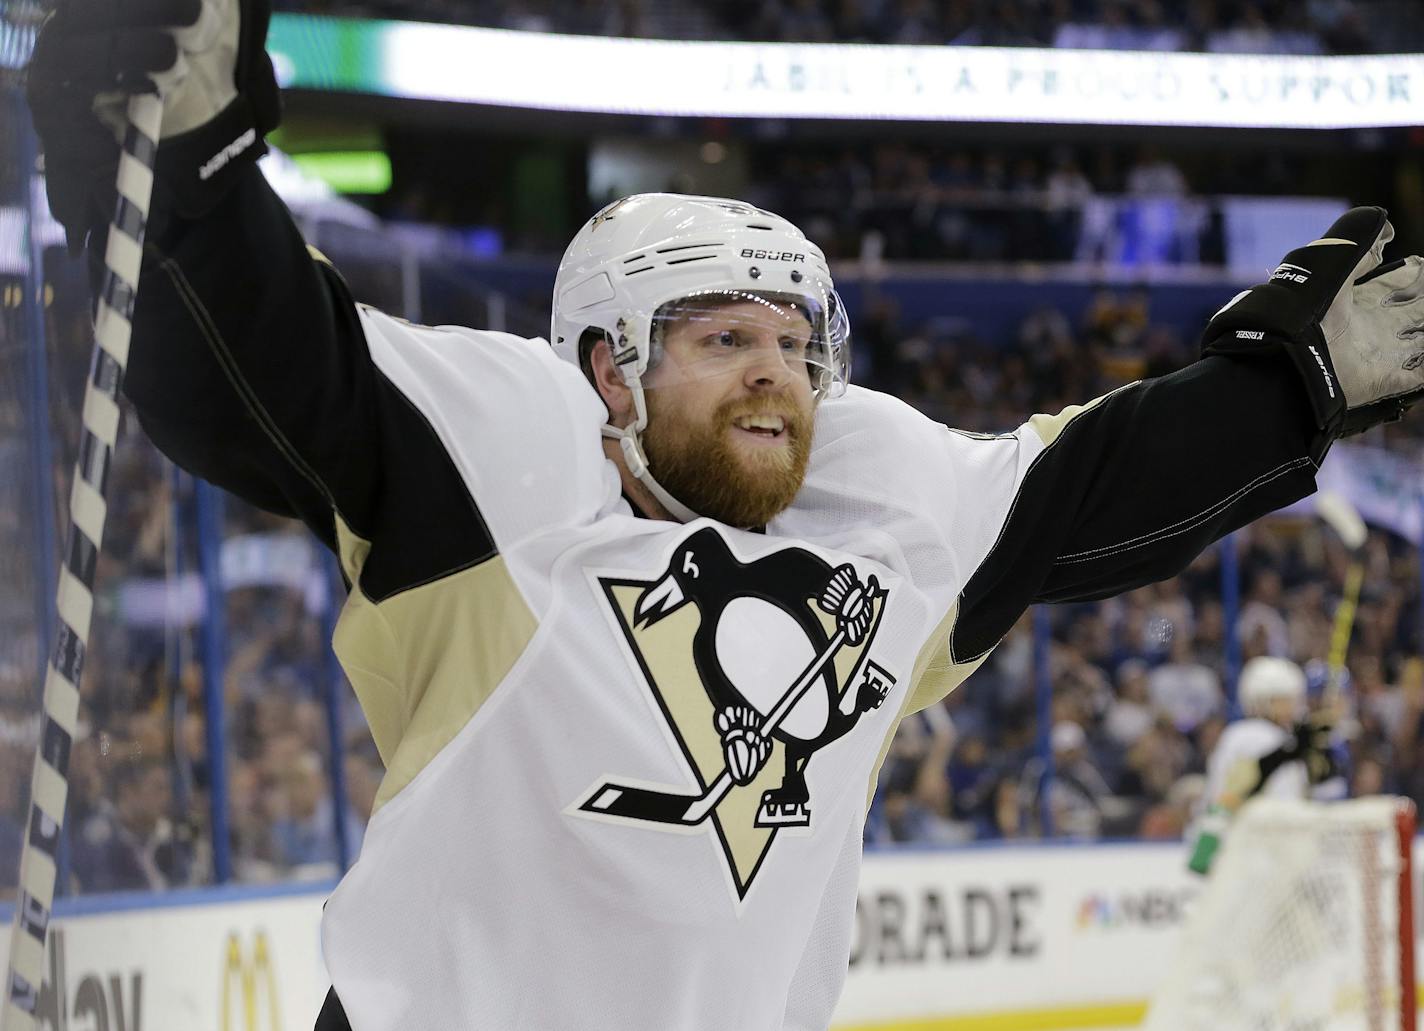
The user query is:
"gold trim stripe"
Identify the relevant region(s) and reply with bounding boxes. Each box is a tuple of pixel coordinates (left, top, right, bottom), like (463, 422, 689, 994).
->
(836, 1000, 1147, 1031)
(331, 515, 537, 812)
(1025, 389, 1120, 449)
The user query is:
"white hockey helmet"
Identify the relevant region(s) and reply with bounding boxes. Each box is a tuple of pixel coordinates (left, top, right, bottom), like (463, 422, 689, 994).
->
(551, 193, 851, 522)
(1238, 656, 1306, 719)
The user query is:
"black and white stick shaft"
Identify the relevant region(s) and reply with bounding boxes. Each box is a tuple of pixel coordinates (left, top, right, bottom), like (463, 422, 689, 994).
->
(4, 92, 163, 1031)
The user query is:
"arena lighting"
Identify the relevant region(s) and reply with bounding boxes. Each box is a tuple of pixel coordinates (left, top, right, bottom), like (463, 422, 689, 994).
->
(0, 16, 38, 70)
(264, 14, 1424, 130)
(289, 151, 393, 193)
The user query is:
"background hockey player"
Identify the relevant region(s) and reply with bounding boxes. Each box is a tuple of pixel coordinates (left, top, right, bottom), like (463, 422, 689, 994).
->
(1188, 656, 1342, 873)
(23, 0, 1424, 1027)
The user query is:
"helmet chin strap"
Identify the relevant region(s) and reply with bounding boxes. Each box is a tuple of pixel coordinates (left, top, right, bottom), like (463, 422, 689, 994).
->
(601, 374, 701, 524)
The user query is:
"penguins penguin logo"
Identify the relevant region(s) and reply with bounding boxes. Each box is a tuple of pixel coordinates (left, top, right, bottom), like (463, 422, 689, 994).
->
(575, 528, 897, 897)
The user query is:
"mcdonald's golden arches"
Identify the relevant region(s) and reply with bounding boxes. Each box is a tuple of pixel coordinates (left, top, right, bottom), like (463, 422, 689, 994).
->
(222, 930, 282, 1031)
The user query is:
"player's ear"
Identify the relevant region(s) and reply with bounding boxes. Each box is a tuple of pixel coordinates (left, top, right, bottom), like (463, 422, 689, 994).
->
(588, 336, 635, 427)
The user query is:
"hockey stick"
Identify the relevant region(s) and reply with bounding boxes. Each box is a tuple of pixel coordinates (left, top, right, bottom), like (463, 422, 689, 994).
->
(1317, 490, 1367, 696)
(4, 91, 163, 1031)
(581, 626, 850, 827)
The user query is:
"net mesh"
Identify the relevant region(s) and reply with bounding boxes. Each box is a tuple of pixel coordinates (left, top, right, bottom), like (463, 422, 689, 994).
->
(1145, 796, 1415, 1031)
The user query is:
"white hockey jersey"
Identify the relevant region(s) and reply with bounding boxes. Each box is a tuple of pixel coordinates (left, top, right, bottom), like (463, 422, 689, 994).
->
(1205, 717, 1309, 806)
(307, 306, 1317, 1031)
(320, 310, 1042, 1030)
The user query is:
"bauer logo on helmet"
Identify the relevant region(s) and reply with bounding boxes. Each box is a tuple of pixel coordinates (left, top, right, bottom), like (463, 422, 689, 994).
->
(739, 249, 806, 262)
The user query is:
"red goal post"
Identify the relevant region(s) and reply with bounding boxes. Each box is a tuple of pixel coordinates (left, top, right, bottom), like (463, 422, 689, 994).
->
(1398, 799, 1416, 1031)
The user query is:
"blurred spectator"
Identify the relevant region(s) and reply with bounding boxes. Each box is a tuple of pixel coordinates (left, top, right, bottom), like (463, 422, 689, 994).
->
(1139, 773, 1205, 839)
(1104, 659, 1154, 748)
(1044, 153, 1094, 261)
(1126, 147, 1189, 198)
(871, 701, 980, 843)
(1238, 567, 1291, 658)
(230, 758, 281, 881)
(946, 734, 1001, 832)
(1147, 629, 1223, 733)
(72, 756, 194, 893)
(270, 749, 346, 874)
(1024, 720, 1115, 839)
(1121, 718, 1194, 804)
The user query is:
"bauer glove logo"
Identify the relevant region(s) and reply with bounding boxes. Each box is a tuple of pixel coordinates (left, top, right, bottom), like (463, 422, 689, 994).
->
(1270, 263, 1312, 285)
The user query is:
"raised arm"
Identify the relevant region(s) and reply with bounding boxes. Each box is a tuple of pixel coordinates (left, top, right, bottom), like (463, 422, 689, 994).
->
(952, 351, 1317, 662)
(26, 0, 482, 573)
(122, 165, 371, 543)
(117, 165, 413, 552)
(950, 208, 1424, 664)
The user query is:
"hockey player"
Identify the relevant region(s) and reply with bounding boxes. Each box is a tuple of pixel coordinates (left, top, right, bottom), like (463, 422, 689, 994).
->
(24, 0, 1424, 1027)
(1188, 656, 1338, 873)
(1212, 657, 1339, 805)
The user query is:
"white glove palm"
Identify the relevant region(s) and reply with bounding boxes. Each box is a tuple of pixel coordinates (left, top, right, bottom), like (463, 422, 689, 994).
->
(92, 0, 238, 141)
(1328, 253, 1424, 412)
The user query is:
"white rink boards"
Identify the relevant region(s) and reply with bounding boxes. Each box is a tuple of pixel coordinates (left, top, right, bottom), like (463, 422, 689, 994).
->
(0, 840, 1419, 1030)
(837, 843, 1196, 1029)
(0, 884, 331, 1031)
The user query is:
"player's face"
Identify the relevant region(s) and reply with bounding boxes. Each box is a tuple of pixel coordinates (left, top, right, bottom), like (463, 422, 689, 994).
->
(1266, 696, 1303, 728)
(642, 300, 816, 527)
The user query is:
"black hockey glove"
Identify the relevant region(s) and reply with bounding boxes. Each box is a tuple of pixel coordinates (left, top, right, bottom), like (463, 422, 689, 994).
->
(1250, 717, 1337, 798)
(25, 0, 281, 253)
(1293, 717, 1340, 786)
(1201, 207, 1424, 454)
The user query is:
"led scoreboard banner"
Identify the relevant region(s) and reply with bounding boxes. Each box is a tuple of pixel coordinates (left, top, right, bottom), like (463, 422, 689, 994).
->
(264, 14, 1424, 130)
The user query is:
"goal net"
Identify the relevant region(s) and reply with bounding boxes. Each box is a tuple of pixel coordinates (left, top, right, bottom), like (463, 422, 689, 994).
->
(1145, 796, 1417, 1031)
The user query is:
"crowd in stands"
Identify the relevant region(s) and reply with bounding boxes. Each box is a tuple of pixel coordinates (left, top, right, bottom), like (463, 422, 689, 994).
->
(744, 143, 1230, 266)
(4, 475, 385, 893)
(0, 263, 382, 897)
(393, 139, 1348, 267)
(868, 522, 1424, 844)
(274, 0, 1388, 54)
(860, 288, 1424, 845)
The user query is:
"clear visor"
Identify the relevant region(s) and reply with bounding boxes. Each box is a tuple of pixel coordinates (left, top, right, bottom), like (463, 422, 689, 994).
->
(645, 289, 851, 400)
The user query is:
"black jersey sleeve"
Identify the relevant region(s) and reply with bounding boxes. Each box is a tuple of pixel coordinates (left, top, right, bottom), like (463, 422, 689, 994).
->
(949, 352, 1320, 663)
(119, 162, 493, 600)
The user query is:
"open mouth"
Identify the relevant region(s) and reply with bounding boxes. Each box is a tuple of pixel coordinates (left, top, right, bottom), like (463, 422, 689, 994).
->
(731, 414, 789, 443)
